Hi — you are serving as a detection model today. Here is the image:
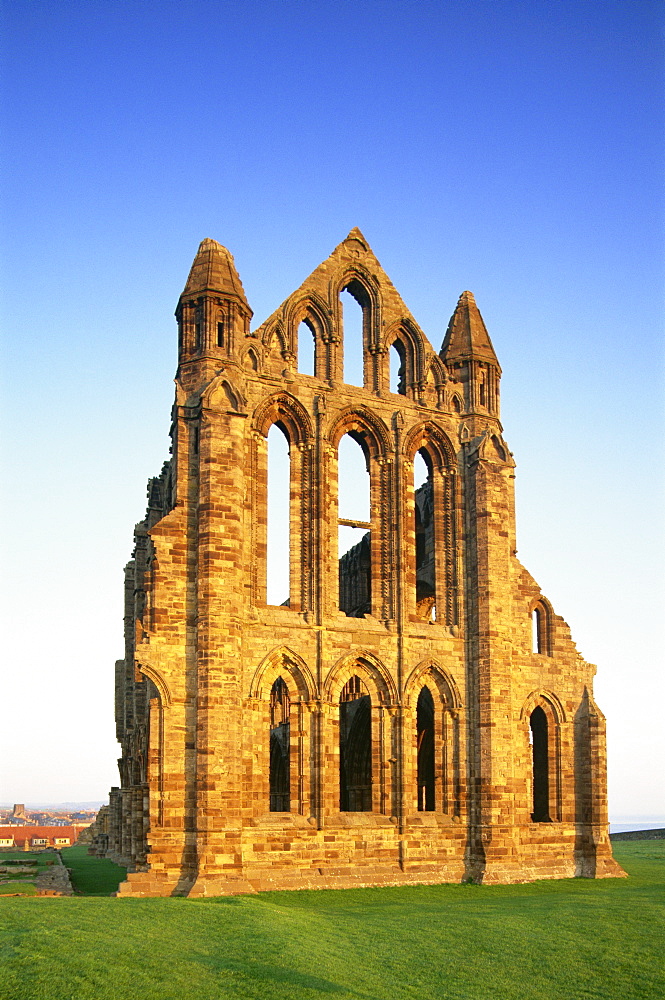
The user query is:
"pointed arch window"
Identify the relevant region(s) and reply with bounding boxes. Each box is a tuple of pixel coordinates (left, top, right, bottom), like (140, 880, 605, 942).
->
(532, 601, 552, 655)
(338, 433, 372, 617)
(414, 449, 436, 621)
(340, 675, 372, 811)
(417, 687, 435, 811)
(407, 670, 462, 818)
(530, 706, 551, 822)
(390, 340, 406, 394)
(267, 424, 291, 606)
(478, 367, 487, 408)
(341, 282, 369, 387)
(297, 319, 316, 376)
(405, 431, 459, 628)
(269, 677, 290, 811)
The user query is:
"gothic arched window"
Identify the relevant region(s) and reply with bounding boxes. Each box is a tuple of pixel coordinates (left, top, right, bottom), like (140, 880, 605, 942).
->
(530, 706, 550, 822)
(341, 281, 369, 387)
(339, 675, 372, 811)
(267, 424, 291, 607)
(390, 340, 406, 394)
(417, 687, 435, 811)
(297, 319, 315, 376)
(414, 449, 436, 621)
(532, 601, 552, 655)
(269, 677, 290, 811)
(338, 433, 372, 618)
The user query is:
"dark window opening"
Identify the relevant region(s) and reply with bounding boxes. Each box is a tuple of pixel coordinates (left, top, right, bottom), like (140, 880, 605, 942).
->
(217, 321, 224, 348)
(479, 371, 487, 408)
(195, 321, 201, 351)
(452, 395, 462, 414)
(417, 687, 435, 811)
(269, 677, 290, 811)
(340, 676, 372, 811)
(530, 706, 551, 822)
(415, 450, 436, 621)
(338, 433, 371, 617)
(390, 340, 406, 394)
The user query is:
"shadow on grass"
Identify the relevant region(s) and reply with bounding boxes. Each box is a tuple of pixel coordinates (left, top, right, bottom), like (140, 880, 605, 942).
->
(192, 955, 352, 995)
(61, 844, 127, 896)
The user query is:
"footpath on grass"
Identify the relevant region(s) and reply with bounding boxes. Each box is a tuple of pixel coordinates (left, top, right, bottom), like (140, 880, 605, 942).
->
(60, 844, 127, 896)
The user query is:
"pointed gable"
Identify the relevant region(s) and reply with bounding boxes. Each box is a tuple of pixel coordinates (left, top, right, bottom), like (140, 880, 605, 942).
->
(440, 291, 500, 370)
(252, 227, 431, 356)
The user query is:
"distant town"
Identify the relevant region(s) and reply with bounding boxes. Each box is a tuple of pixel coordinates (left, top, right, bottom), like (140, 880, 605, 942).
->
(0, 803, 98, 827)
(0, 804, 99, 852)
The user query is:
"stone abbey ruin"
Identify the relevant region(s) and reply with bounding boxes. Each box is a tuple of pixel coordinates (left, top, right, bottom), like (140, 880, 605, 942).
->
(95, 230, 623, 895)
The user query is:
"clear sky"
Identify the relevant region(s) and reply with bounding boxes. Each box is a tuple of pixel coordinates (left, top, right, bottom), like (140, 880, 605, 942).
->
(1, 0, 663, 820)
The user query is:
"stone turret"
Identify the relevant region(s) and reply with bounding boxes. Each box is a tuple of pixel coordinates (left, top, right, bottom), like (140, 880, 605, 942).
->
(440, 291, 501, 418)
(175, 238, 253, 392)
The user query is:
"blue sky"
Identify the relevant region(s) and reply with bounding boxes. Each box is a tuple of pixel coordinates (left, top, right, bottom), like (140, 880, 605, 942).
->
(0, 0, 663, 819)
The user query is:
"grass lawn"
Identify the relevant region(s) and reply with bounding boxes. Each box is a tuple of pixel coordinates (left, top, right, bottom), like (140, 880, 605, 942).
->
(0, 851, 54, 870)
(0, 882, 38, 896)
(0, 841, 662, 1000)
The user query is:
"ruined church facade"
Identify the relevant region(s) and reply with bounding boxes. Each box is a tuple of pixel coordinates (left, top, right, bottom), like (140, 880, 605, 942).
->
(99, 231, 623, 895)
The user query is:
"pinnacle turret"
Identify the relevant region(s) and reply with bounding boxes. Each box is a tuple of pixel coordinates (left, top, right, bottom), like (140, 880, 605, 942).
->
(176, 239, 253, 390)
(181, 238, 250, 310)
(440, 291, 500, 370)
(441, 291, 501, 418)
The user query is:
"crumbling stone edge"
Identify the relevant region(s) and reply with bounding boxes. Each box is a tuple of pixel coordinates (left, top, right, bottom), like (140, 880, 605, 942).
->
(34, 850, 75, 896)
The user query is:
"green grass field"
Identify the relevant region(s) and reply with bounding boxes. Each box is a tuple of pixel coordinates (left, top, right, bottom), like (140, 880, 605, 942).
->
(0, 842, 662, 1000)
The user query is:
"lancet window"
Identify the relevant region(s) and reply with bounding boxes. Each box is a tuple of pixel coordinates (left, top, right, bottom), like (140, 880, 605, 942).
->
(414, 450, 436, 621)
(297, 319, 316, 376)
(338, 433, 372, 617)
(417, 687, 435, 811)
(269, 677, 290, 811)
(532, 601, 552, 655)
(340, 281, 369, 387)
(530, 706, 550, 822)
(339, 675, 372, 811)
(390, 340, 406, 394)
(266, 423, 291, 607)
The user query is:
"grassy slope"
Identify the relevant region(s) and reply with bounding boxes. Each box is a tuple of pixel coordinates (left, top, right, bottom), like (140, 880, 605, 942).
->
(0, 842, 662, 1000)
